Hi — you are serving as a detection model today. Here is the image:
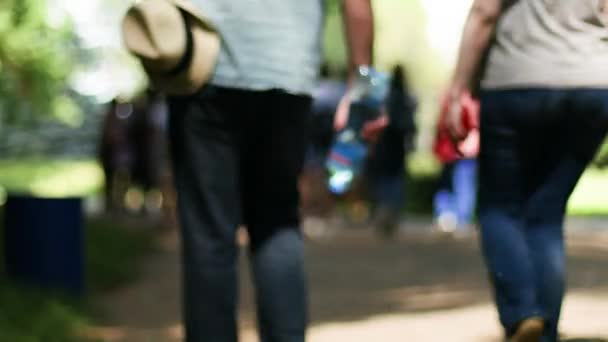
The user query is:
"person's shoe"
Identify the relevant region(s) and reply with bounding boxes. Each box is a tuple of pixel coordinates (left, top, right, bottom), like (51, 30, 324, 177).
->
(510, 317, 544, 342)
(435, 212, 458, 233)
(373, 208, 400, 239)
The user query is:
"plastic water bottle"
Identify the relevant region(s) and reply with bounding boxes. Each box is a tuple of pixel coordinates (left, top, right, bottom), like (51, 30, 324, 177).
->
(326, 66, 389, 195)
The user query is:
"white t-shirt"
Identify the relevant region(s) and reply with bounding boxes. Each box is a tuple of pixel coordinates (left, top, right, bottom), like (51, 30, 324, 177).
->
(483, 0, 608, 89)
(192, 0, 325, 95)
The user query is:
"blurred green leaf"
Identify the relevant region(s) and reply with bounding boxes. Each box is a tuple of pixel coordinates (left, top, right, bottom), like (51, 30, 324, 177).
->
(52, 95, 83, 127)
(0, 0, 81, 127)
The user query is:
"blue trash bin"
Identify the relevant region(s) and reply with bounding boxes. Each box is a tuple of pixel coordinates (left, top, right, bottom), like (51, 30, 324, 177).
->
(4, 195, 84, 295)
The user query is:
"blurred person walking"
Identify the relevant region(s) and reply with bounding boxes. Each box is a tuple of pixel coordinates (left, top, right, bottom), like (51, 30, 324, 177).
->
(123, 0, 382, 341)
(99, 99, 134, 214)
(129, 90, 170, 214)
(300, 65, 346, 219)
(432, 92, 479, 235)
(366, 65, 417, 236)
(446, 0, 608, 341)
(128, 89, 178, 226)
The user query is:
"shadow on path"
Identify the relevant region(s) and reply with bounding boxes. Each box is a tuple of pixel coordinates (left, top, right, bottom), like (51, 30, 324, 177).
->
(91, 222, 608, 341)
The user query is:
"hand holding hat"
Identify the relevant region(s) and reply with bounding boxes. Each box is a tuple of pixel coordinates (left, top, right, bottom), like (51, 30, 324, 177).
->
(122, 0, 220, 95)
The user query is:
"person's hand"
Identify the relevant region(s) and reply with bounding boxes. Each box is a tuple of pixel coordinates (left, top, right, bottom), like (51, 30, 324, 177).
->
(444, 93, 467, 142)
(458, 129, 480, 158)
(333, 94, 389, 143)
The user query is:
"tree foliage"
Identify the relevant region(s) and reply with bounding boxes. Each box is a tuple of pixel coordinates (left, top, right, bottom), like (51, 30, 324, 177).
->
(0, 0, 80, 126)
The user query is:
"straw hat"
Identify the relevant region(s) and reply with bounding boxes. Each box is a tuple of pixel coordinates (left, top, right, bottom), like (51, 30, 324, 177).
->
(122, 0, 220, 95)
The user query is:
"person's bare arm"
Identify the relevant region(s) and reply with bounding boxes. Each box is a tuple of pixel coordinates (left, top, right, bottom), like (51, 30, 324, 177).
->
(341, 0, 374, 81)
(335, 0, 387, 139)
(446, 0, 502, 139)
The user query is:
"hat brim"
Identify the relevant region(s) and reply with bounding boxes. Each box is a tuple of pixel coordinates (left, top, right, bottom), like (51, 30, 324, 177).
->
(172, 0, 217, 31)
(149, 11, 220, 95)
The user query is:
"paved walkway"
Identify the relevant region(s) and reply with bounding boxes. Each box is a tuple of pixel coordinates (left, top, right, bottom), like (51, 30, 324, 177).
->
(89, 218, 608, 342)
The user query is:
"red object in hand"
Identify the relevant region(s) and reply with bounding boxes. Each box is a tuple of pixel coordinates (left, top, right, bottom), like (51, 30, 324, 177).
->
(433, 91, 480, 163)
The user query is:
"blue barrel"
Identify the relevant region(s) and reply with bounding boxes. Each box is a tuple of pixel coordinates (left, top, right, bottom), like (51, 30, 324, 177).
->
(4, 195, 84, 295)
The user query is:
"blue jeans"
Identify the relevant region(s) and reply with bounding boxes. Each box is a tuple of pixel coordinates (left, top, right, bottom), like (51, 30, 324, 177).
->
(433, 159, 478, 228)
(478, 89, 608, 341)
(169, 86, 310, 342)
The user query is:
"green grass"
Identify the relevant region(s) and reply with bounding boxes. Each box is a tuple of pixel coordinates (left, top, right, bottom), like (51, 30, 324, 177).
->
(0, 159, 103, 199)
(86, 216, 156, 292)
(0, 213, 156, 341)
(568, 168, 608, 216)
(403, 153, 608, 216)
(0, 285, 90, 342)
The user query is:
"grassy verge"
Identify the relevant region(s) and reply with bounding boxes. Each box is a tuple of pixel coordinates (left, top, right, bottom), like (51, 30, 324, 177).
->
(0, 285, 90, 342)
(332, 152, 608, 218)
(568, 168, 608, 216)
(0, 159, 103, 199)
(402, 153, 608, 216)
(0, 213, 156, 342)
(86, 216, 156, 292)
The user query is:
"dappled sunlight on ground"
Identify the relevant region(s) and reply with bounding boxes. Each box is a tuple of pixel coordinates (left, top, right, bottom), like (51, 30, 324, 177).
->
(91, 219, 608, 341)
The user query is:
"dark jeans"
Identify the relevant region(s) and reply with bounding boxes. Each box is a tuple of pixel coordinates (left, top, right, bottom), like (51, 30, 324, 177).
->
(478, 89, 608, 341)
(367, 128, 408, 213)
(168, 86, 311, 342)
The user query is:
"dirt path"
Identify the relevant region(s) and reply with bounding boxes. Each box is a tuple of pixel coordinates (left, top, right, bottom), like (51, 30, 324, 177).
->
(90, 220, 608, 342)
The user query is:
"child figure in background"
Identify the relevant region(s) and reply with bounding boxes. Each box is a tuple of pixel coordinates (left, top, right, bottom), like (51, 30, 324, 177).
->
(433, 92, 479, 235)
(367, 65, 417, 237)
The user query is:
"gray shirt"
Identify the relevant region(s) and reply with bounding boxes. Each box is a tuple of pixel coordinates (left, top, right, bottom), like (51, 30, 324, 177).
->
(191, 0, 325, 95)
(482, 0, 608, 89)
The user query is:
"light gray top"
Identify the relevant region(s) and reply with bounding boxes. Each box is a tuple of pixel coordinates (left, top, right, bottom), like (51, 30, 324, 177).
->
(191, 0, 325, 95)
(482, 0, 608, 89)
